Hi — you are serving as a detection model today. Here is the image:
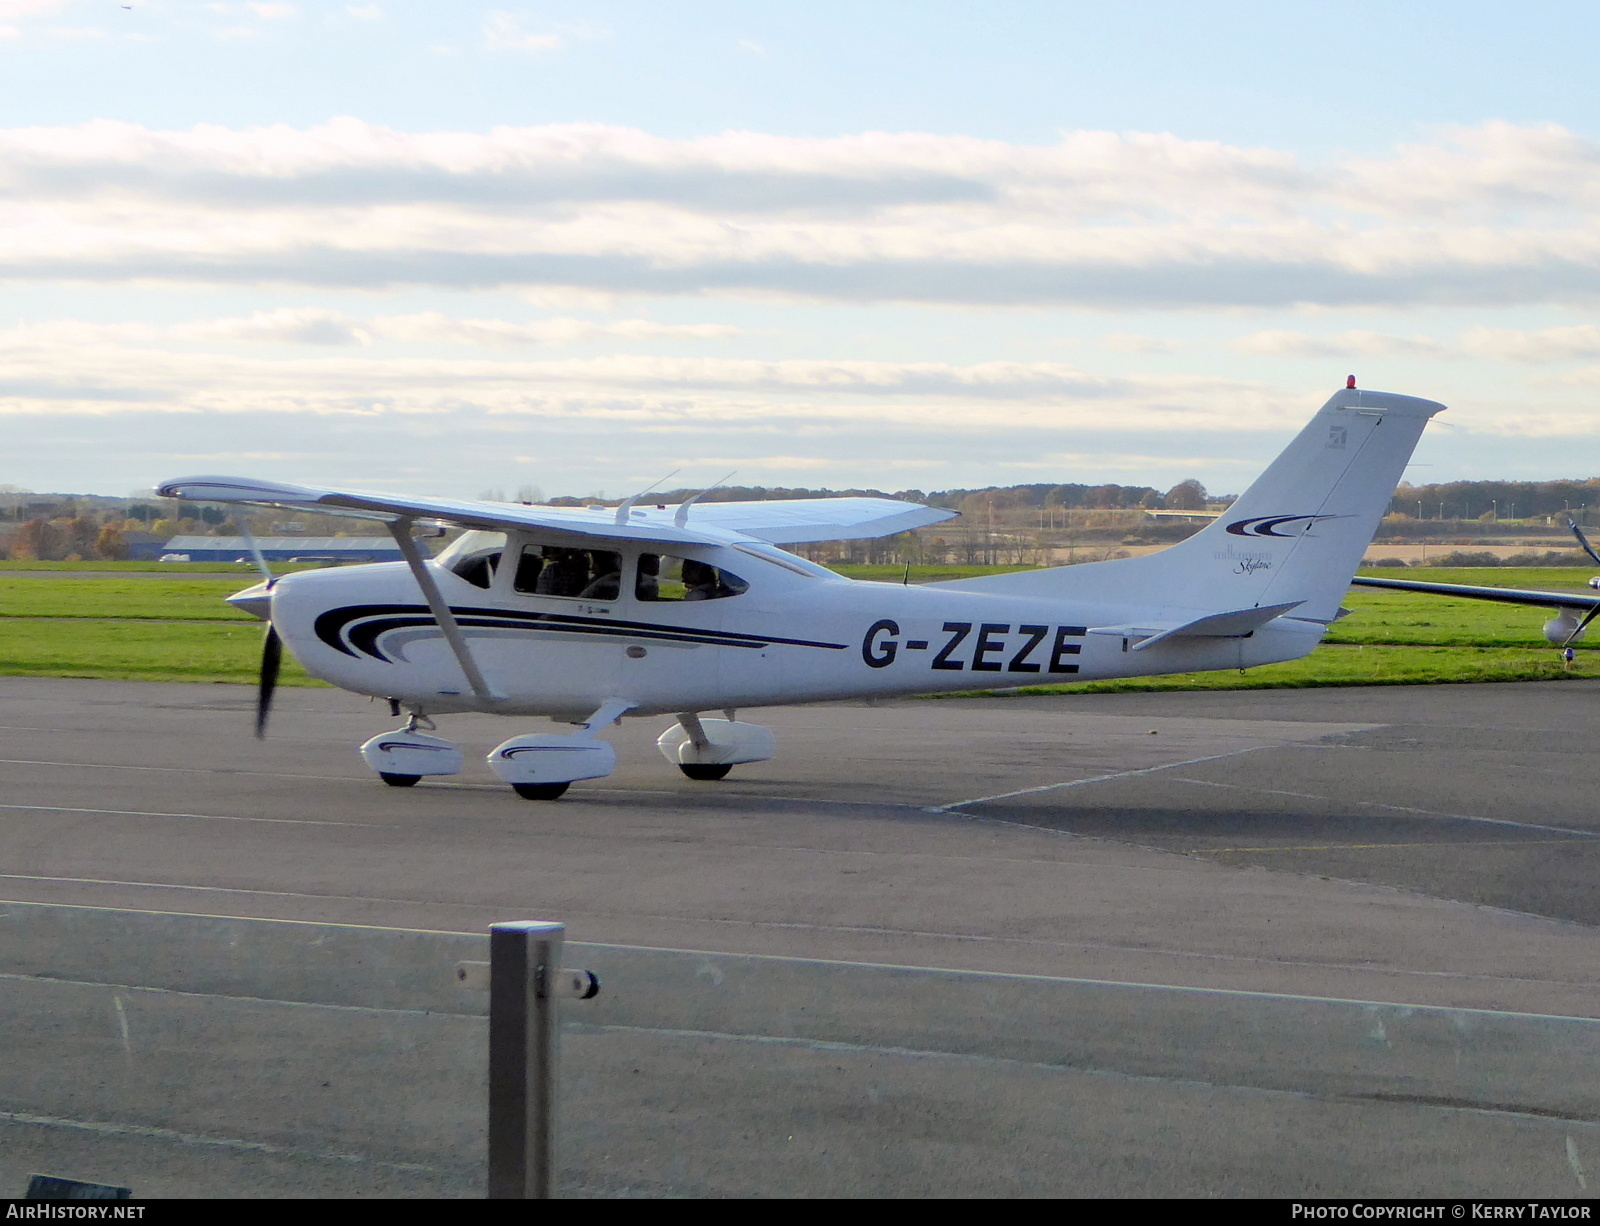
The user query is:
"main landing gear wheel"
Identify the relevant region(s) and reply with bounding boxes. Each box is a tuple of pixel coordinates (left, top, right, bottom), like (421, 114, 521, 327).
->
(513, 782, 571, 800)
(679, 763, 733, 781)
(379, 772, 421, 788)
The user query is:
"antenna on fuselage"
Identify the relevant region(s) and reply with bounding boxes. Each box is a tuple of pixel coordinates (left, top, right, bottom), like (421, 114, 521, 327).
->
(613, 469, 682, 526)
(673, 470, 738, 528)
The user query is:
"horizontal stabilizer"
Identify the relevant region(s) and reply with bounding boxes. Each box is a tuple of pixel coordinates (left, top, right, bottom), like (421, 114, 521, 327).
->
(1088, 601, 1305, 652)
(1351, 575, 1600, 612)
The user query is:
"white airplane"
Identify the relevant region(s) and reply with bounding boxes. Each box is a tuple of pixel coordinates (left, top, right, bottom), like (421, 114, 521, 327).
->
(158, 383, 1444, 800)
(1351, 518, 1600, 647)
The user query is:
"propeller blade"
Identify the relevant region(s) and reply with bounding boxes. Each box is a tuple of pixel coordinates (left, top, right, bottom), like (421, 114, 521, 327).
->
(240, 523, 276, 586)
(256, 624, 282, 739)
(1567, 516, 1600, 568)
(1563, 605, 1600, 649)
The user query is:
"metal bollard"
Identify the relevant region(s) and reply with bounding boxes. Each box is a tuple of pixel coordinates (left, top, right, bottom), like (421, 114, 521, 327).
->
(486, 921, 599, 1200)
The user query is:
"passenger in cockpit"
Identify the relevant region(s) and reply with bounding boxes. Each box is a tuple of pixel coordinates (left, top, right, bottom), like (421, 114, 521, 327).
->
(635, 553, 661, 601)
(535, 549, 588, 597)
(579, 552, 622, 600)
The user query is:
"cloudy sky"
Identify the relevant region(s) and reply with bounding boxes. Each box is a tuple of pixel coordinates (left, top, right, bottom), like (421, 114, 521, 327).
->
(8, 2, 1600, 499)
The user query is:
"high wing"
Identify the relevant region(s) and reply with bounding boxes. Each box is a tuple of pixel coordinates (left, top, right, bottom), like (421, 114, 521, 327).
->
(156, 475, 956, 547)
(1350, 574, 1600, 612)
(679, 497, 956, 544)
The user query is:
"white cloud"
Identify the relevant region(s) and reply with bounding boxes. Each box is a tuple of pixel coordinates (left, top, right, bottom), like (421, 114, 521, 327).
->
(0, 310, 743, 348)
(1461, 325, 1600, 364)
(737, 39, 767, 57)
(0, 329, 1300, 436)
(1230, 330, 1450, 359)
(1102, 333, 1181, 354)
(482, 10, 560, 52)
(1, 120, 1600, 308)
(1009, 451, 1261, 472)
(0, 0, 64, 38)
(0, 1, 67, 20)
(346, 3, 380, 19)
(2, 322, 1592, 494)
(246, 2, 295, 17)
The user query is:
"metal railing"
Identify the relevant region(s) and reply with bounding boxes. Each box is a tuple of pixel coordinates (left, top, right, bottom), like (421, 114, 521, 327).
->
(3, 900, 1596, 1198)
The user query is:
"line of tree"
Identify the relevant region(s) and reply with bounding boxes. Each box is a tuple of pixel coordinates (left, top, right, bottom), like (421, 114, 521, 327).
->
(1392, 479, 1600, 521)
(11, 518, 130, 561)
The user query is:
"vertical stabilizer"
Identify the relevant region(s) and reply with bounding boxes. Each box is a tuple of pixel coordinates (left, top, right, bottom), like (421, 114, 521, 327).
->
(934, 386, 1445, 622)
(1185, 387, 1445, 620)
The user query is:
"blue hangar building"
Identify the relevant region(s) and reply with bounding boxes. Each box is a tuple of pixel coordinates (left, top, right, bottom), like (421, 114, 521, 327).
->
(156, 536, 407, 563)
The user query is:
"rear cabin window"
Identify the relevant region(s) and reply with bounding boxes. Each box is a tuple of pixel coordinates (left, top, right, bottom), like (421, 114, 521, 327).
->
(513, 545, 623, 600)
(636, 554, 748, 602)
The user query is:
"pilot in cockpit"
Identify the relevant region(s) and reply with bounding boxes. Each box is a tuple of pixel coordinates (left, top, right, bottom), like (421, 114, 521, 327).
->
(534, 548, 587, 597)
(682, 559, 720, 601)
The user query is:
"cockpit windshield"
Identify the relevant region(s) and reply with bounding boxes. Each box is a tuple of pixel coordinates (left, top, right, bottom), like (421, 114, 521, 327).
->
(436, 531, 506, 590)
(434, 530, 507, 567)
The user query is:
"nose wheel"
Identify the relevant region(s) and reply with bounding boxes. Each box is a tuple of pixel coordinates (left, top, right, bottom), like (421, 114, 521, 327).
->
(361, 718, 462, 787)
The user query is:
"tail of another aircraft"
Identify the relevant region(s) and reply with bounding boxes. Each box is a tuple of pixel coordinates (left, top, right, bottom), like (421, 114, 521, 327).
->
(935, 386, 1446, 625)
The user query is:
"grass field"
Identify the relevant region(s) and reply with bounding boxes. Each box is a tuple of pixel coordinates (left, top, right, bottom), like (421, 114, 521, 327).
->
(0, 577, 260, 621)
(0, 619, 315, 685)
(0, 564, 1594, 690)
(0, 560, 330, 574)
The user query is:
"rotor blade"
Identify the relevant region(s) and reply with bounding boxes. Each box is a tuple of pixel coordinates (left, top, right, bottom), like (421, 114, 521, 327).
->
(1562, 605, 1600, 649)
(1567, 517, 1600, 568)
(256, 624, 281, 739)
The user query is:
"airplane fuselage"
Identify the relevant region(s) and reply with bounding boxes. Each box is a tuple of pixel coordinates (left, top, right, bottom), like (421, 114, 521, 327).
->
(265, 534, 1326, 722)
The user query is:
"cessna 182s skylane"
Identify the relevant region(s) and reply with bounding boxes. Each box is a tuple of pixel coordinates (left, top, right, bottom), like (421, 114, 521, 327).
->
(159, 383, 1444, 800)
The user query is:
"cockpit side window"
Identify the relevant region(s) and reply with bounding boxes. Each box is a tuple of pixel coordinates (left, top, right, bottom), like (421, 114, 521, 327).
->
(636, 554, 748, 602)
(514, 544, 622, 601)
(450, 550, 500, 589)
(438, 530, 506, 590)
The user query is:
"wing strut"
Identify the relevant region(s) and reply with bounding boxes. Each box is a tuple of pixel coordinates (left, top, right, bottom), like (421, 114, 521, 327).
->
(386, 519, 501, 705)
